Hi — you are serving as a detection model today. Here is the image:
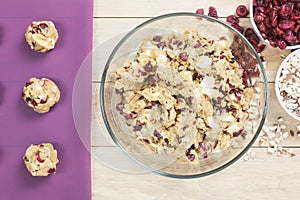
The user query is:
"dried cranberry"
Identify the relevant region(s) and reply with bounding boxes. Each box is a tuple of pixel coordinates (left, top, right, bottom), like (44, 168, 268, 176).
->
(294, 24, 300, 34)
(292, 10, 300, 20)
(25, 82, 33, 86)
(47, 168, 56, 174)
(279, 3, 294, 19)
(254, 44, 266, 53)
(257, 22, 267, 33)
(187, 154, 195, 161)
(144, 63, 154, 72)
(276, 40, 287, 50)
(274, 26, 284, 35)
(255, 7, 266, 14)
(39, 23, 48, 30)
(254, 13, 265, 23)
(247, 34, 260, 46)
(115, 88, 123, 95)
(157, 41, 166, 48)
(179, 52, 189, 61)
(153, 130, 162, 139)
(282, 30, 295, 43)
(153, 35, 162, 42)
(236, 5, 249, 17)
(133, 125, 142, 132)
(245, 28, 255, 37)
(138, 70, 147, 76)
(213, 139, 219, 149)
(231, 24, 244, 34)
(194, 42, 201, 48)
(233, 129, 244, 137)
(208, 6, 218, 18)
(22, 92, 25, 97)
(36, 151, 45, 163)
(196, 8, 204, 15)
(125, 112, 137, 119)
(203, 152, 208, 159)
(271, 10, 278, 27)
(116, 103, 124, 112)
(226, 15, 240, 24)
(40, 98, 48, 104)
(142, 138, 150, 144)
(278, 20, 296, 30)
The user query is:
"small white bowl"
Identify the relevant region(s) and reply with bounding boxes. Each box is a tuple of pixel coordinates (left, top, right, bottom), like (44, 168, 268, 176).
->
(275, 49, 300, 121)
(249, 0, 300, 50)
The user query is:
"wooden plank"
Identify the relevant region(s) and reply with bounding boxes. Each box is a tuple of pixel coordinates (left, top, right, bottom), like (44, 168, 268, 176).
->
(92, 18, 291, 82)
(92, 147, 300, 200)
(94, 0, 251, 18)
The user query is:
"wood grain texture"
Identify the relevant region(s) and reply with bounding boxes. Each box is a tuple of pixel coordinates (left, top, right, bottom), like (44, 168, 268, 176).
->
(92, 148, 300, 200)
(94, 0, 250, 17)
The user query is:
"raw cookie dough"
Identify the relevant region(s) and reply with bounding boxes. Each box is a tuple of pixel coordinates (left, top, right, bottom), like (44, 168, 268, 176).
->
(23, 143, 59, 176)
(22, 77, 60, 113)
(25, 21, 59, 53)
(114, 29, 260, 163)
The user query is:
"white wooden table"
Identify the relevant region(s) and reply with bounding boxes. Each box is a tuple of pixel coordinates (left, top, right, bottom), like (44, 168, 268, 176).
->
(92, 1, 300, 199)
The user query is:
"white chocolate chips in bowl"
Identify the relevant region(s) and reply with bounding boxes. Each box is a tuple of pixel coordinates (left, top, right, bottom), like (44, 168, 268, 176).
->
(275, 49, 300, 121)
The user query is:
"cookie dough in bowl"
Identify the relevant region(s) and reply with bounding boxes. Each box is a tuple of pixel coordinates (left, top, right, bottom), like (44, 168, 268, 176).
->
(22, 77, 60, 113)
(23, 143, 59, 176)
(100, 13, 268, 178)
(25, 21, 59, 53)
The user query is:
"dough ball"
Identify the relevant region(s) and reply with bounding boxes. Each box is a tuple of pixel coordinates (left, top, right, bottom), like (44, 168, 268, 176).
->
(23, 143, 59, 176)
(22, 77, 60, 113)
(25, 21, 59, 53)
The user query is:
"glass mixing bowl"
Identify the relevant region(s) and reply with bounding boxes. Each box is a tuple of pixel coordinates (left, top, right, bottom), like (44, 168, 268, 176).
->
(100, 13, 268, 178)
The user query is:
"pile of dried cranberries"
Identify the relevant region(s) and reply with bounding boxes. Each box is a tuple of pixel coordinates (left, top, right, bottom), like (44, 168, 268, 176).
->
(253, 0, 300, 49)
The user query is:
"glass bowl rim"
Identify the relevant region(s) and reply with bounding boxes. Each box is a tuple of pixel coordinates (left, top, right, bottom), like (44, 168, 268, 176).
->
(100, 12, 269, 179)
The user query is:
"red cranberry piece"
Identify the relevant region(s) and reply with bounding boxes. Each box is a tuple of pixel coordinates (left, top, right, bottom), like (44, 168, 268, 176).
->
(152, 35, 162, 42)
(196, 8, 204, 15)
(236, 5, 249, 17)
(254, 44, 266, 53)
(133, 125, 142, 132)
(125, 112, 138, 119)
(208, 6, 218, 18)
(226, 15, 240, 24)
(194, 42, 201, 48)
(233, 129, 244, 137)
(213, 139, 219, 149)
(294, 24, 300, 34)
(187, 154, 195, 161)
(40, 98, 48, 104)
(254, 13, 265, 24)
(179, 52, 189, 61)
(270, 10, 278, 27)
(116, 103, 124, 112)
(279, 3, 294, 19)
(144, 63, 156, 72)
(274, 26, 284, 35)
(278, 20, 296, 30)
(203, 152, 208, 159)
(157, 41, 166, 48)
(231, 24, 244, 34)
(276, 40, 287, 50)
(255, 7, 266, 14)
(35, 151, 45, 163)
(142, 138, 150, 144)
(153, 130, 163, 139)
(253, 0, 258, 6)
(47, 168, 56, 174)
(247, 34, 260, 46)
(257, 22, 267, 33)
(115, 88, 123, 95)
(25, 82, 33, 86)
(138, 70, 147, 76)
(245, 28, 255, 37)
(292, 10, 300, 20)
(282, 30, 295, 43)
(22, 92, 25, 97)
(39, 23, 48, 30)
(31, 100, 38, 107)
(295, 2, 300, 10)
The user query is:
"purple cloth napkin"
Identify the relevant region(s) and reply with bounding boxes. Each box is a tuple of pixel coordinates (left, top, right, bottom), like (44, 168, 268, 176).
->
(0, 0, 92, 199)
